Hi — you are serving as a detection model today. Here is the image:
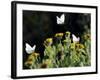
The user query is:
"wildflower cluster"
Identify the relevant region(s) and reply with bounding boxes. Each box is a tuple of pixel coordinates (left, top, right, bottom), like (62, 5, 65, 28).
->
(24, 31, 91, 69)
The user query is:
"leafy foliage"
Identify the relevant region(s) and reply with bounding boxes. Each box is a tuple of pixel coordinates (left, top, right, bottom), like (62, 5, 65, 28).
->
(24, 31, 91, 69)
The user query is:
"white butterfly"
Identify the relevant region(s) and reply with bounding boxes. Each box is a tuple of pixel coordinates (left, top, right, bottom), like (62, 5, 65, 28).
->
(56, 14, 65, 24)
(72, 34, 80, 42)
(25, 43, 36, 54)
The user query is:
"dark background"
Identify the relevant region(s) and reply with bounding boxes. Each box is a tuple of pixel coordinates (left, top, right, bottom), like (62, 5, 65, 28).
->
(23, 10, 90, 69)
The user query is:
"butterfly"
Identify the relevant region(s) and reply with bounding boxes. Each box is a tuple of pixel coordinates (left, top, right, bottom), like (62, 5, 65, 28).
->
(72, 34, 80, 42)
(25, 43, 36, 54)
(56, 14, 65, 24)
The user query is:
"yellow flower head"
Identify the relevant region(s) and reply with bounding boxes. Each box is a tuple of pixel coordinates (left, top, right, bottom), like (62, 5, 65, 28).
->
(84, 34, 91, 40)
(27, 55, 34, 61)
(27, 56, 33, 61)
(31, 52, 40, 57)
(46, 38, 53, 43)
(55, 33, 64, 37)
(75, 43, 84, 49)
(65, 31, 70, 37)
(27, 52, 39, 62)
(79, 44, 85, 49)
(44, 38, 53, 46)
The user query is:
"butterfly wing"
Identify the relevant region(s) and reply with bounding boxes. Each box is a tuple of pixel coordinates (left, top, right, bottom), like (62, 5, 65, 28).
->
(56, 14, 65, 24)
(77, 37, 80, 42)
(60, 14, 65, 24)
(25, 43, 36, 54)
(72, 34, 80, 42)
(57, 16, 61, 24)
(32, 45, 36, 52)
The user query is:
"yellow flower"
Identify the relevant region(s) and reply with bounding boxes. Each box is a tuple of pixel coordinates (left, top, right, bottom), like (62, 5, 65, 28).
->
(55, 33, 64, 37)
(44, 38, 53, 46)
(46, 38, 53, 43)
(31, 52, 40, 57)
(84, 34, 91, 40)
(65, 31, 70, 37)
(75, 43, 84, 49)
(27, 55, 34, 61)
(25, 52, 40, 67)
(79, 44, 84, 49)
(27, 52, 40, 61)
